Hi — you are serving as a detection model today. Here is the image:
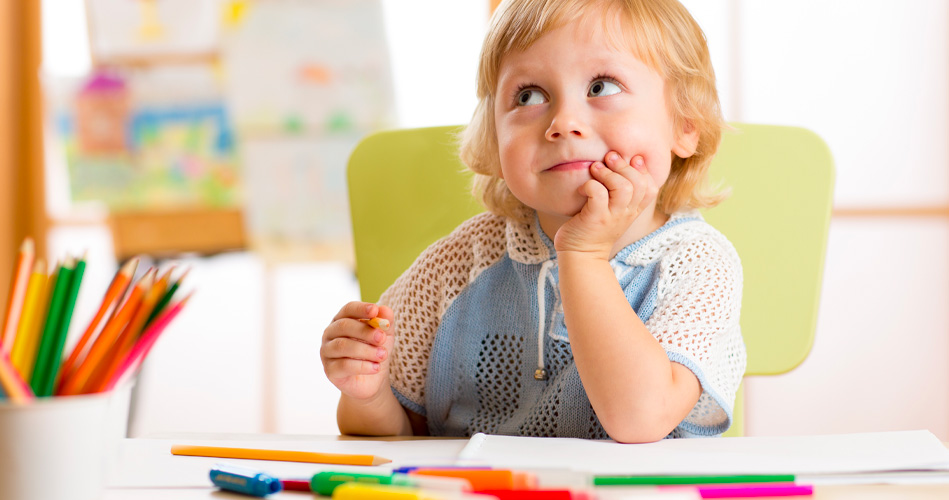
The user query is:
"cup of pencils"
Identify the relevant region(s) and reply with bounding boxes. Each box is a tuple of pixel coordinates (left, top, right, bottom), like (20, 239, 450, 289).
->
(0, 238, 191, 500)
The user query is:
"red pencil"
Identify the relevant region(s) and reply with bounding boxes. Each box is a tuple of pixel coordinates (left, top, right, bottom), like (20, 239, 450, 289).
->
(104, 293, 191, 392)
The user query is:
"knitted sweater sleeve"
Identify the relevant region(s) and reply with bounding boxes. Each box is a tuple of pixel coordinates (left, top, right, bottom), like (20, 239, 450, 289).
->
(644, 229, 746, 435)
(378, 213, 507, 415)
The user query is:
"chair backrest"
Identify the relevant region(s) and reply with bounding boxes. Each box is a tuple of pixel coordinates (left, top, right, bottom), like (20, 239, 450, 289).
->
(348, 124, 834, 432)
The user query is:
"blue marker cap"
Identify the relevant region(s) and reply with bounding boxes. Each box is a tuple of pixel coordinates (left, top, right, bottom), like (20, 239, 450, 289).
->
(210, 463, 283, 497)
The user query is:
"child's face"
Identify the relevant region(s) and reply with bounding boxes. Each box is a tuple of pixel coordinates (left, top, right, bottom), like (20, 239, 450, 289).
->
(493, 14, 697, 222)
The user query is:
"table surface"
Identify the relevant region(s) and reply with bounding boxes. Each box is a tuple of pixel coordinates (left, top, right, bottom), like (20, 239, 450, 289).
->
(104, 434, 949, 500)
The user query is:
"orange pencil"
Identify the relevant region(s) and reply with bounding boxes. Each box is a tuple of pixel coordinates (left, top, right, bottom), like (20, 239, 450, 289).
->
(87, 270, 166, 393)
(57, 258, 138, 390)
(10, 258, 48, 379)
(58, 269, 153, 396)
(1, 238, 35, 354)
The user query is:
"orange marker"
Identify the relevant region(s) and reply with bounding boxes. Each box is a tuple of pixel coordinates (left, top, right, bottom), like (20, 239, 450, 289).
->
(57, 258, 138, 390)
(409, 469, 537, 491)
(1, 238, 35, 354)
(59, 269, 154, 395)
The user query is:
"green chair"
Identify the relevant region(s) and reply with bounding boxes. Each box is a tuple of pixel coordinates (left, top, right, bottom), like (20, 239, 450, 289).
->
(347, 124, 834, 437)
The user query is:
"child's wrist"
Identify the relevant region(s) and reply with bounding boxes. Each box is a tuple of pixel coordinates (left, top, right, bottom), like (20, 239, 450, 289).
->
(557, 248, 610, 264)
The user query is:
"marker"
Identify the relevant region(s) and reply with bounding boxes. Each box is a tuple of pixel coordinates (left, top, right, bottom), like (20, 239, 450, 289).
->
(281, 479, 311, 492)
(393, 466, 492, 475)
(312, 471, 472, 496)
(594, 474, 796, 486)
(410, 469, 537, 491)
(331, 483, 488, 500)
(210, 464, 283, 497)
(477, 490, 595, 500)
(698, 484, 813, 498)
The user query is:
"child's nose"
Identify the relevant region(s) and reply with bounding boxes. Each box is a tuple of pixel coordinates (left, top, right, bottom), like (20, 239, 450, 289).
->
(545, 101, 586, 140)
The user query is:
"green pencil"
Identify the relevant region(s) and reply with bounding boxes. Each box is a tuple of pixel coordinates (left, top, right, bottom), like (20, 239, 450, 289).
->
(31, 258, 74, 395)
(144, 269, 185, 329)
(594, 474, 796, 486)
(31, 256, 86, 397)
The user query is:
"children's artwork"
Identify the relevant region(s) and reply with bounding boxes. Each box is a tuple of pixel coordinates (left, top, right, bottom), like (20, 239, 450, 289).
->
(219, 0, 395, 259)
(85, 0, 223, 61)
(220, 0, 395, 135)
(240, 136, 360, 262)
(46, 67, 243, 211)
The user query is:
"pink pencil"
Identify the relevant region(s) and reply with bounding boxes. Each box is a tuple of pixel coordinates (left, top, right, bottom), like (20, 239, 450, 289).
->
(103, 294, 191, 392)
(0, 351, 34, 403)
(699, 484, 813, 498)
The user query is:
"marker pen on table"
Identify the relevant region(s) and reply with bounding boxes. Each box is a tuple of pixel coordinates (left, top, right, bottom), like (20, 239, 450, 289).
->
(210, 464, 283, 497)
(312, 471, 472, 496)
(331, 482, 495, 500)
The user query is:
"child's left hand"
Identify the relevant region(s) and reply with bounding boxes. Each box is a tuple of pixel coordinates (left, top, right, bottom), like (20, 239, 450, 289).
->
(554, 151, 657, 259)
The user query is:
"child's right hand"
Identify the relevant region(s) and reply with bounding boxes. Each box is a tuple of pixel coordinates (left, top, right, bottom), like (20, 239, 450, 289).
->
(321, 302, 395, 401)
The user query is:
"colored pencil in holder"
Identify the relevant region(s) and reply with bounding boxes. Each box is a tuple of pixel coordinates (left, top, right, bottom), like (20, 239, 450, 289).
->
(59, 269, 153, 396)
(57, 258, 138, 391)
(1, 238, 35, 354)
(10, 258, 49, 380)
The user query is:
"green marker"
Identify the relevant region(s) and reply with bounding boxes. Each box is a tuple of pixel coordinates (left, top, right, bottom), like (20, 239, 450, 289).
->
(594, 473, 796, 486)
(310, 471, 470, 496)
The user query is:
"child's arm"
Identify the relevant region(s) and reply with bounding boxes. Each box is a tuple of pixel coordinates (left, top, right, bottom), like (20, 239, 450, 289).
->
(322, 302, 414, 435)
(555, 152, 701, 443)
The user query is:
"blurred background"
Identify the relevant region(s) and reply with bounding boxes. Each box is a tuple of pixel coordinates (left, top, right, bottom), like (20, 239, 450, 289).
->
(0, 0, 946, 440)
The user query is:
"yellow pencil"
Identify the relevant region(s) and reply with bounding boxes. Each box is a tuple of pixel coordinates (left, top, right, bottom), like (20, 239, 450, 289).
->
(361, 317, 390, 330)
(170, 445, 391, 466)
(10, 258, 48, 379)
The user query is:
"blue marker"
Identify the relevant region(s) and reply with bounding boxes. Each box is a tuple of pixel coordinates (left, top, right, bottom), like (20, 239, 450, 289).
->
(210, 464, 283, 497)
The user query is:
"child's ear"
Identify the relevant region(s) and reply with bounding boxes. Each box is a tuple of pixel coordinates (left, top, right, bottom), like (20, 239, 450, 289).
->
(672, 120, 700, 159)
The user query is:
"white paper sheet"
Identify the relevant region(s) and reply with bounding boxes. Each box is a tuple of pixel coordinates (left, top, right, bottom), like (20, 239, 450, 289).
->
(109, 437, 468, 488)
(457, 430, 949, 476)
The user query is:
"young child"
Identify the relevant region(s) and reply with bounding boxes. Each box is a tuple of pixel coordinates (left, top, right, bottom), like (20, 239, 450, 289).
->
(321, 0, 746, 443)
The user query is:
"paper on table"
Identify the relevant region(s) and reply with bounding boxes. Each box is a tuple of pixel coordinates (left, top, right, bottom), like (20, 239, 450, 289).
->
(458, 430, 949, 476)
(109, 437, 468, 488)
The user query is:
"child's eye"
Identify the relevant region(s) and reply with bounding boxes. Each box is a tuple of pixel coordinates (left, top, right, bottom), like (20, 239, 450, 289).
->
(588, 79, 621, 97)
(515, 88, 547, 106)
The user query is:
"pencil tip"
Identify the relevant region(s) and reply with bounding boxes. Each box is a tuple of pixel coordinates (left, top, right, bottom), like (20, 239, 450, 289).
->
(21, 237, 34, 253)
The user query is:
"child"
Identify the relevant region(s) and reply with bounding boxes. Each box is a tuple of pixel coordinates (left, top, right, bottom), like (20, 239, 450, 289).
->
(321, 0, 746, 443)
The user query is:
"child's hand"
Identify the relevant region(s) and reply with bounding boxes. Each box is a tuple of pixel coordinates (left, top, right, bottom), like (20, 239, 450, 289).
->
(321, 302, 395, 401)
(554, 152, 657, 259)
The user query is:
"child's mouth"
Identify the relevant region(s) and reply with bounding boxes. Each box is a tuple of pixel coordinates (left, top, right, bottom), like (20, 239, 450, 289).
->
(547, 161, 594, 172)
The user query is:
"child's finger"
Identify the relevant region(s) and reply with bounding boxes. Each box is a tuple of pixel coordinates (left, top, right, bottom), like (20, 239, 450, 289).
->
(325, 358, 381, 380)
(323, 318, 388, 347)
(590, 159, 634, 212)
(322, 336, 388, 363)
(332, 301, 379, 322)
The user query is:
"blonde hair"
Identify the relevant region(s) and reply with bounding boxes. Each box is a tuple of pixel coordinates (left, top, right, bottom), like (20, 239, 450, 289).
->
(459, 0, 727, 222)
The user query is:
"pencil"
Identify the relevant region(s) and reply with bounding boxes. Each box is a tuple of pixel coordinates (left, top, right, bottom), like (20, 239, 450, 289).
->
(144, 267, 186, 328)
(698, 484, 813, 498)
(361, 317, 390, 330)
(59, 269, 152, 396)
(30, 258, 75, 396)
(10, 258, 48, 379)
(170, 444, 392, 466)
(32, 255, 85, 397)
(1, 238, 35, 354)
(57, 258, 138, 390)
(87, 270, 166, 393)
(0, 351, 34, 402)
(103, 293, 191, 391)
